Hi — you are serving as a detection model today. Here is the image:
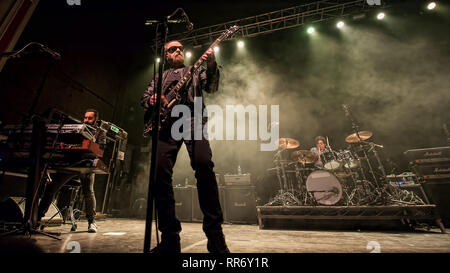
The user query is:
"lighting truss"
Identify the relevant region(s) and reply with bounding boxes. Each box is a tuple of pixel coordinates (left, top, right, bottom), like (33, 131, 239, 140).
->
(152, 0, 387, 50)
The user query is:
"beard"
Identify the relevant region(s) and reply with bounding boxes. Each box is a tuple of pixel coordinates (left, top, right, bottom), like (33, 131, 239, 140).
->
(169, 54, 184, 67)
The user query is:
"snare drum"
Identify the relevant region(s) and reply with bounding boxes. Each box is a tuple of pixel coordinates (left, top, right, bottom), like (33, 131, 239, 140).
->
(320, 151, 341, 170)
(305, 170, 343, 205)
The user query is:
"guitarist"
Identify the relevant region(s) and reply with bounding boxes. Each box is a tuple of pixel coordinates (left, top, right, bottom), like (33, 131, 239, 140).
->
(140, 40, 229, 253)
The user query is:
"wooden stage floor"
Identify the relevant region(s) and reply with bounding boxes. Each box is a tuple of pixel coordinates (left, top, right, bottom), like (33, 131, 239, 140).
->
(1, 218, 449, 253)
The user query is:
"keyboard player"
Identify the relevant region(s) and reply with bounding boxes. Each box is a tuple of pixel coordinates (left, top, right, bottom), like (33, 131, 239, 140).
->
(37, 109, 106, 233)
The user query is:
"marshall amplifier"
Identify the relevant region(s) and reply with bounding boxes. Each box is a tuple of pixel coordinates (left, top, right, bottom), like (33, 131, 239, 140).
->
(412, 164, 450, 177)
(221, 186, 257, 224)
(223, 174, 251, 186)
(404, 147, 450, 165)
(191, 186, 227, 223)
(173, 186, 194, 222)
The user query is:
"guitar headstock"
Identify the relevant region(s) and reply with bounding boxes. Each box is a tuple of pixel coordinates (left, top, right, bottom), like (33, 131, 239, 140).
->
(217, 25, 240, 42)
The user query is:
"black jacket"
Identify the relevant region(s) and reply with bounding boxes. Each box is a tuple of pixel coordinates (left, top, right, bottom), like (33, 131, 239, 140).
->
(140, 63, 220, 131)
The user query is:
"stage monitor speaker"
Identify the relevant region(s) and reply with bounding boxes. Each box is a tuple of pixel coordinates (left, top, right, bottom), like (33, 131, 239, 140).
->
(0, 197, 62, 230)
(422, 180, 450, 227)
(221, 186, 257, 224)
(173, 186, 193, 222)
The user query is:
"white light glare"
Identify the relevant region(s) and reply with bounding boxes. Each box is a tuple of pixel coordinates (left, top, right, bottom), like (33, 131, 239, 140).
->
(237, 41, 244, 48)
(377, 12, 385, 20)
(307, 27, 315, 34)
(185, 51, 192, 58)
(427, 2, 436, 10)
(337, 21, 345, 28)
(156, 57, 160, 63)
(213, 46, 220, 53)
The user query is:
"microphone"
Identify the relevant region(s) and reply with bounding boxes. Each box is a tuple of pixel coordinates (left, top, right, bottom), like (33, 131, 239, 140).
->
(146, 8, 194, 30)
(39, 44, 61, 60)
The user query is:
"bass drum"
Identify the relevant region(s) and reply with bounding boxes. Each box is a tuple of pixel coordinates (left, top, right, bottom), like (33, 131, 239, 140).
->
(306, 170, 342, 205)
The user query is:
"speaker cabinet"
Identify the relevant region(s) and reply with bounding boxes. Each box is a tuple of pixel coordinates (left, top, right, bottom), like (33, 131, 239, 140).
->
(0, 197, 62, 227)
(191, 186, 227, 223)
(221, 186, 257, 224)
(192, 189, 202, 222)
(173, 186, 193, 222)
(422, 180, 450, 227)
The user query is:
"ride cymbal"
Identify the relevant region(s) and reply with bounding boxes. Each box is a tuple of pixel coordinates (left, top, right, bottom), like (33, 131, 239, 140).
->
(345, 131, 373, 143)
(278, 138, 300, 149)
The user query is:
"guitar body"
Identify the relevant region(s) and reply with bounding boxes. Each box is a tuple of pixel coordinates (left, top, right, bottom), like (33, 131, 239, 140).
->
(143, 79, 188, 135)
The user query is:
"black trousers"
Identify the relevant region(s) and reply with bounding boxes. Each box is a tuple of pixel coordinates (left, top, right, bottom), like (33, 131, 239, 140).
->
(38, 172, 96, 222)
(154, 125, 224, 238)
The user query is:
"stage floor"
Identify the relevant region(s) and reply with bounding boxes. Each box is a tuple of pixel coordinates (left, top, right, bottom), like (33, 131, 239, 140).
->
(1, 218, 450, 253)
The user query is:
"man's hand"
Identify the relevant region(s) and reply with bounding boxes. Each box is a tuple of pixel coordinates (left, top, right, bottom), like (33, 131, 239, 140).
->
(149, 94, 168, 106)
(202, 48, 216, 69)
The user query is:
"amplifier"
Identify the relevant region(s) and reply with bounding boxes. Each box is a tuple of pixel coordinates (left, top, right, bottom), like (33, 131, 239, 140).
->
(404, 147, 450, 164)
(221, 186, 257, 224)
(422, 174, 450, 180)
(412, 164, 450, 177)
(223, 174, 251, 186)
(421, 180, 450, 226)
(173, 186, 193, 222)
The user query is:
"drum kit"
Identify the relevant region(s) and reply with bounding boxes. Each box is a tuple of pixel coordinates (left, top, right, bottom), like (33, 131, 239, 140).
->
(265, 104, 426, 207)
(266, 131, 394, 207)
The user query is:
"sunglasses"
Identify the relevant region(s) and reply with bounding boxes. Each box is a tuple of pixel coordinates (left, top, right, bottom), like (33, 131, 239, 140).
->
(167, 46, 184, 53)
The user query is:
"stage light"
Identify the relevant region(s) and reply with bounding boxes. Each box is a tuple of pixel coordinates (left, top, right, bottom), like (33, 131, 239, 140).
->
(156, 57, 160, 63)
(237, 41, 244, 48)
(185, 51, 192, 58)
(337, 21, 345, 28)
(213, 46, 220, 53)
(377, 12, 385, 20)
(307, 27, 315, 34)
(427, 2, 436, 10)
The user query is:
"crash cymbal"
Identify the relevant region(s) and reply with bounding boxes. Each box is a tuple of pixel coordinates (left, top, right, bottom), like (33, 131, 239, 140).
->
(345, 131, 373, 143)
(291, 150, 319, 164)
(278, 138, 300, 149)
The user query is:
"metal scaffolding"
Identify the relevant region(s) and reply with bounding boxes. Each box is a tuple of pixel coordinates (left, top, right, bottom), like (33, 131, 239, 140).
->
(153, 0, 385, 50)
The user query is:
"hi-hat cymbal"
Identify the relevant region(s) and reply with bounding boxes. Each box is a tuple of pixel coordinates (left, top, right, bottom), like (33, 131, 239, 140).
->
(291, 150, 319, 164)
(278, 138, 300, 149)
(345, 131, 373, 143)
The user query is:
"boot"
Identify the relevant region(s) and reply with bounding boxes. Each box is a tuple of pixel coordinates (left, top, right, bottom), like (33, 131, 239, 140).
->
(207, 233, 230, 253)
(150, 232, 181, 253)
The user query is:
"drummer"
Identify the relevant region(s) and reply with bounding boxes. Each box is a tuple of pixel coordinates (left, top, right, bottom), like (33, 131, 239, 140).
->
(310, 136, 330, 168)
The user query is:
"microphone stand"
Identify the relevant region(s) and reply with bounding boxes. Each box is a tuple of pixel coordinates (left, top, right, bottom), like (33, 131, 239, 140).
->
(143, 19, 169, 254)
(143, 9, 194, 252)
(1, 49, 62, 240)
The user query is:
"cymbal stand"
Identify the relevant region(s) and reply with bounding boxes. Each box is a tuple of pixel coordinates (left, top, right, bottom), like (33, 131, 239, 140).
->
(340, 156, 361, 205)
(342, 104, 381, 188)
(272, 149, 287, 205)
(294, 160, 313, 205)
(326, 136, 339, 164)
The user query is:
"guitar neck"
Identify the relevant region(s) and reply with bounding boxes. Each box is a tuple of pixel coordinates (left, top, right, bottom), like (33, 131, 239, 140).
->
(166, 38, 221, 102)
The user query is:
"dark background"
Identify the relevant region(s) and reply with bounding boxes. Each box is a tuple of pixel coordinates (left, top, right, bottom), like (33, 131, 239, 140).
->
(1, 0, 449, 210)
